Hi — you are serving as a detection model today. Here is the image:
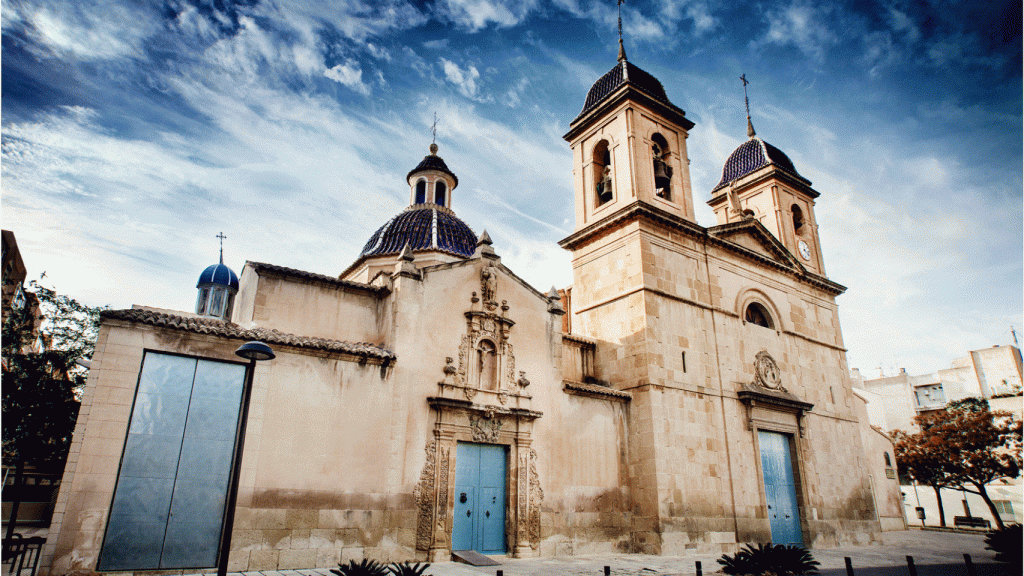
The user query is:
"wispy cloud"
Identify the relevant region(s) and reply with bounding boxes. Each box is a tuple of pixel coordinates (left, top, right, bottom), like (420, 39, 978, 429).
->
(440, 57, 482, 99)
(325, 60, 372, 95)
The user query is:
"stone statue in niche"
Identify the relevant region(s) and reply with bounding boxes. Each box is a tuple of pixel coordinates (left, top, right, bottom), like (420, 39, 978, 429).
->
(653, 143, 672, 198)
(596, 165, 613, 204)
(753, 350, 784, 392)
(481, 264, 498, 304)
(477, 340, 497, 390)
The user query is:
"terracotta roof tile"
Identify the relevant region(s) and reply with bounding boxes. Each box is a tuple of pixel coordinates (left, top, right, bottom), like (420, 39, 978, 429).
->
(101, 308, 396, 362)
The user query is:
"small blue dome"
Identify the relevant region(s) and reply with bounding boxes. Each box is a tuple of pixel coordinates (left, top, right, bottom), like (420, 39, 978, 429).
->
(197, 263, 239, 290)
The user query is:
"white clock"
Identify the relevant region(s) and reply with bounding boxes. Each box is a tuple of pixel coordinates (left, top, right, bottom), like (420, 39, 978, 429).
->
(798, 240, 811, 261)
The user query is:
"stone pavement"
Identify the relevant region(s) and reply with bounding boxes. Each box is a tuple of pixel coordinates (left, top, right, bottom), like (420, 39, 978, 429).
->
(177, 529, 1014, 576)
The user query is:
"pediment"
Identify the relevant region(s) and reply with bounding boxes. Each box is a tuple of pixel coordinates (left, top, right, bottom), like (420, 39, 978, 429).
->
(708, 220, 801, 270)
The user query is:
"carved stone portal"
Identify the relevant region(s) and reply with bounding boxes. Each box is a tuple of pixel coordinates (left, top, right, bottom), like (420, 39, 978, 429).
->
(418, 397, 543, 560)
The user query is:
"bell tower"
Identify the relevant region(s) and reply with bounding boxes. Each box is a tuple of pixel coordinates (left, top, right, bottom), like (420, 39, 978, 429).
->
(563, 53, 697, 231)
(707, 77, 827, 276)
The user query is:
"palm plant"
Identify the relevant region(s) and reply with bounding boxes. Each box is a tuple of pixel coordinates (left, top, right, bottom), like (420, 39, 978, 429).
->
(388, 562, 432, 576)
(985, 523, 1022, 565)
(331, 559, 389, 576)
(718, 542, 820, 576)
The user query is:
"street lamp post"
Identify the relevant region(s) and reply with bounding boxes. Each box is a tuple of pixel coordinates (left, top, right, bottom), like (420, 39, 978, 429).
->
(217, 341, 275, 576)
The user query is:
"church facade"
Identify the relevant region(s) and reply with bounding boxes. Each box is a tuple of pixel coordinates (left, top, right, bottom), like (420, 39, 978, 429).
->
(41, 56, 888, 574)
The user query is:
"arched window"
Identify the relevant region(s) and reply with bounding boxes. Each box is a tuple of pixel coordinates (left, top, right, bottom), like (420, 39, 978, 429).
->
(792, 204, 804, 235)
(196, 287, 210, 315)
(884, 452, 892, 468)
(415, 180, 427, 204)
(435, 181, 447, 206)
(744, 302, 774, 329)
(476, 339, 497, 390)
(742, 209, 756, 219)
(593, 140, 613, 206)
(651, 133, 672, 200)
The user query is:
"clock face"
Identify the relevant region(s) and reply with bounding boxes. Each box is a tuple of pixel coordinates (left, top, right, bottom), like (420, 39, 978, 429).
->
(798, 240, 811, 261)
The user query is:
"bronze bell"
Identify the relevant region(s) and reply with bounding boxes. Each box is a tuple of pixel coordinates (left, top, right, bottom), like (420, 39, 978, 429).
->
(653, 158, 671, 191)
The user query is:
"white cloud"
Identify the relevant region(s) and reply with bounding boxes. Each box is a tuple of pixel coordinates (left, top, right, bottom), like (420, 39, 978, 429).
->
(422, 39, 450, 50)
(18, 3, 156, 59)
(760, 2, 837, 60)
(325, 60, 372, 95)
(434, 0, 539, 31)
(440, 58, 482, 99)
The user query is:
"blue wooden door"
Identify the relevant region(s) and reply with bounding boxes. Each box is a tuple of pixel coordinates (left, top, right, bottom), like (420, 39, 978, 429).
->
(452, 442, 506, 553)
(758, 431, 803, 546)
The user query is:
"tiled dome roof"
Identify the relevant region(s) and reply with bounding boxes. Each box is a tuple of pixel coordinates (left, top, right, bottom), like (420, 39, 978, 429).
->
(572, 61, 684, 124)
(197, 262, 239, 290)
(407, 148, 459, 188)
(359, 205, 476, 259)
(712, 137, 805, 192)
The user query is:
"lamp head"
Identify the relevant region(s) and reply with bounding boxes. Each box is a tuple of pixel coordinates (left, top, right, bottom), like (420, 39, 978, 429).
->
(235, 341, 275, 361)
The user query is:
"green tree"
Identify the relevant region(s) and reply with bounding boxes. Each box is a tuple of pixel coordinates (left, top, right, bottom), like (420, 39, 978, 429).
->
(892, 404, 1022, 530)
(2, 280, 102, 466)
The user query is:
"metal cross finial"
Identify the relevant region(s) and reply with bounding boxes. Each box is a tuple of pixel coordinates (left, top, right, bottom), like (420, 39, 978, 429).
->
(216, 231, 226, 264)
(617, 0, 627, 62)
(741, 74, 756, 138)
(431, 112, 438, 144)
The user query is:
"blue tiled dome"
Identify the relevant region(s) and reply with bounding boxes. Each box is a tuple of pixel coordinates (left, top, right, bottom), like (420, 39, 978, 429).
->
(197, 263, 239, 290)
(712, 137, 805, 192)
(360, 205, 476, 259)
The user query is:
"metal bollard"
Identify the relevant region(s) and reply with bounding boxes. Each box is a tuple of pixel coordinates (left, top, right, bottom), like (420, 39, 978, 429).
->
(906, 555, 918, 576)
(695, 560, 702, 576)
(844, 556, 854, 576)
(964, 553, 977, 576)
(604, 566, 610, 576)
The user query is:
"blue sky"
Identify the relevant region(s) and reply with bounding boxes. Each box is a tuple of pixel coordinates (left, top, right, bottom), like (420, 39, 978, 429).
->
(3, 0, 1021, 375)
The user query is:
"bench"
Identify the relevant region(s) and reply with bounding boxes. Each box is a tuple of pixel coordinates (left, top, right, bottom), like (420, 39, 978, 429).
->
(953, 516, 991, 529)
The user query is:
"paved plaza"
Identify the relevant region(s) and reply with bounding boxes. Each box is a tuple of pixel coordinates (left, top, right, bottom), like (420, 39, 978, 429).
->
(179, 529, 1014, 576)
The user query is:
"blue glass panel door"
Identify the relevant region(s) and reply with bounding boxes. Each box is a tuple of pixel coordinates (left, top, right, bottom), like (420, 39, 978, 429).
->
(758, 431, 803, 546)
(452, 442, 506, 554)
(99, 353, 247, 570)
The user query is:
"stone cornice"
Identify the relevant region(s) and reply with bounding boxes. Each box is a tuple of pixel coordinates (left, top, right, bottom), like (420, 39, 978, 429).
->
(559, 201, 846, 296)
(563, 380, 632, 401)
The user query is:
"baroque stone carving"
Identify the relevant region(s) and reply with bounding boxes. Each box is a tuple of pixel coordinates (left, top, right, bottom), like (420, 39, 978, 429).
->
(517, 370, 530, 388)
(517, 452, 529, 542)
(528, 448, 543, 547)
(436, 445, 450, 538)
(470, 415, 502, 442)
(413, 441, 437, 551)
(504, 341, 515, 389)
(753, 350, 784, 391)
(441, 357, 457, 385)
(456, 335, 472, 387)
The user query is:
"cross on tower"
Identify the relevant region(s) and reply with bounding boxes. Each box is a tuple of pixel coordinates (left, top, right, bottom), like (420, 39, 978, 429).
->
(216, 232, 226, 264)
(740, 74, 756, 138)
(431, 112, 438, 144)
(616, 0, 627, 62)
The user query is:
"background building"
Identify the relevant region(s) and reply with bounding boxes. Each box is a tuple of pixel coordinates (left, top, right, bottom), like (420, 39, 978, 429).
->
(852, 345, 1023, 528)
